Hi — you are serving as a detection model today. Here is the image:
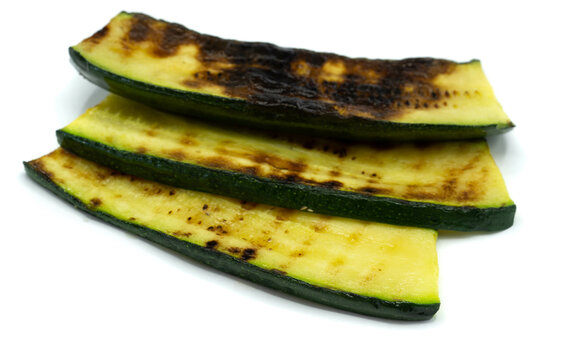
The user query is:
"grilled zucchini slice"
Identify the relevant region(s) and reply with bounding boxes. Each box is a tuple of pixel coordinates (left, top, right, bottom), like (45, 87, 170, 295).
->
(69, 12, 512, 141)
(58, 95, 515, 231)
(25, 148, 440, 320)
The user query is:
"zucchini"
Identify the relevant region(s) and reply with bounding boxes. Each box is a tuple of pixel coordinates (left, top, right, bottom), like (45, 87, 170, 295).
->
(24, 148, 440, 320)
(58, 95, 515, 231)
(70, 12, 512, 141)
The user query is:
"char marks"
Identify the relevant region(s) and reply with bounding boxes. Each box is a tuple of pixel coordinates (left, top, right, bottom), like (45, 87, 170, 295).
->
(128, 15, 151, 42)
(123, 13, 456, 121)
(205, 240, 219, 249)
(27, 159, 55, 180)
(89, 197, 102, 207)
(87, 25, 109, 44)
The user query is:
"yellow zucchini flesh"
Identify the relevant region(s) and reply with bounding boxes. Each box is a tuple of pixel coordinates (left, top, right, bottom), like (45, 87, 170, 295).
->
(58, 95, 515, 231)
(24, 148, 440, 320)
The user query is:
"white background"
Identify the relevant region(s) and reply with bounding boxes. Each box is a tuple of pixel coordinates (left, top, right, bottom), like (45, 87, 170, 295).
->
(2, 1, 583, 359)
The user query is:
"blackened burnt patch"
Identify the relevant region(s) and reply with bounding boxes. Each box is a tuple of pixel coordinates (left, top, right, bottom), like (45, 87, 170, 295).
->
(205, 240, 218, 249)
(194, 43, 455, 119)
(122, 13, 456, 121)
(128, 14, 153, 42)
(155, 22, 198, 57)
(241, 248, 257, 261)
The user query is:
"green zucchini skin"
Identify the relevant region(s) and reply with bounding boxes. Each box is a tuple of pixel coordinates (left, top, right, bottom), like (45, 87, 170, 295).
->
(69, 47, 510, 142)
(57, 130, 516, 231)
(24, 160, 439, 321)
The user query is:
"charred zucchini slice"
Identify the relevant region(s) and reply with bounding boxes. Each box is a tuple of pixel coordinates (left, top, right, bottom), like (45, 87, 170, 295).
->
(69, 12, 512, 141)
(24, 148, 440, 320)
(58, 95, 515, 231)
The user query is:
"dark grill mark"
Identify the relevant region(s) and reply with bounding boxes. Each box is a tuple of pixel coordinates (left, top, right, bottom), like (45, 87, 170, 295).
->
(228, 247, 241, 254)
(241, 248, 257, 261)
(207, 225, 228, 235)
(205, 240, 218, 249)
(90, 197, 102, 207)
(404, 180, 480, 203)
(28, 159, 55, 180)
(155, 21, 192, 57)
(172, 231, 192, 238)
(441, 179, 457, 197)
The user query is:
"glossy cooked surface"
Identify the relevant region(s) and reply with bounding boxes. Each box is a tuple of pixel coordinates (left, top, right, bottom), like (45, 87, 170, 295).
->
(73, 12, 511, 127)
(62, 95, 513, 208)
(27, 148, 440, 304)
